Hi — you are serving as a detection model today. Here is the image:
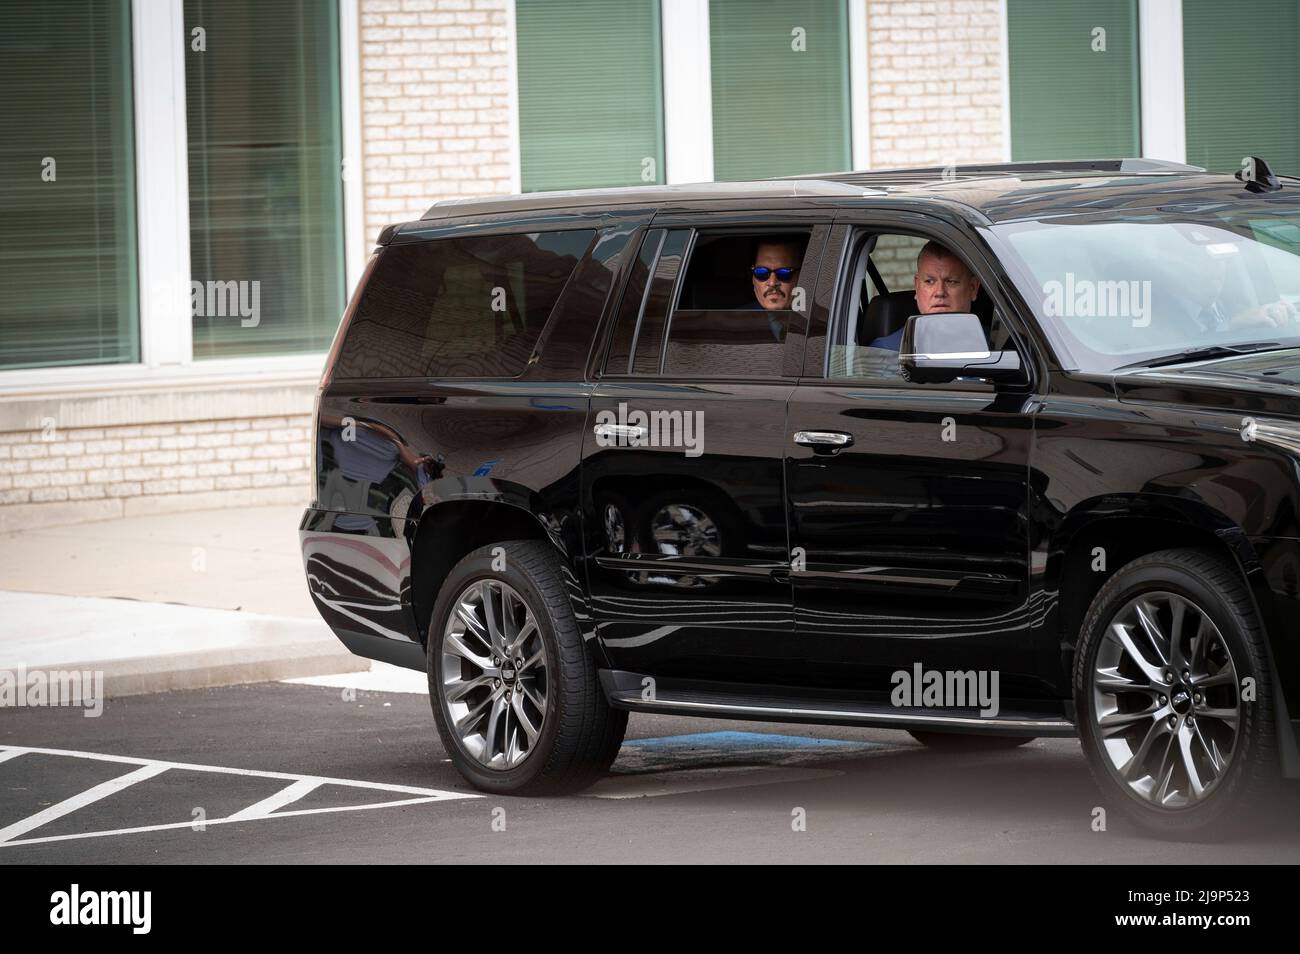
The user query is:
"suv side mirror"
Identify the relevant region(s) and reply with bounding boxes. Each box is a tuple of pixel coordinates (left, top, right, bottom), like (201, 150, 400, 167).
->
(899, 312, 1023, 385)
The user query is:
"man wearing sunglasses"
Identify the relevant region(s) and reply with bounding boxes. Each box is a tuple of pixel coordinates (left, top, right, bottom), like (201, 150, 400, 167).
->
(749, 238, 804, 341)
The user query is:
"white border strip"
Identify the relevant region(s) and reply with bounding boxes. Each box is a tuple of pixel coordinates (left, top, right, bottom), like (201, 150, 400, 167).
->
(504, 0, 523, 193)
(339, 0, 367, 294)
(1137, 0, 1186, 162)
(131, 0, 192, 369)
(661, 0, 714, 184)
(848, 0, 870, 170)
(998, 0, 1012, 161)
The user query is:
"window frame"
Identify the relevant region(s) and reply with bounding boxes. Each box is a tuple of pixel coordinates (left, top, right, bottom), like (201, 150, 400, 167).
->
(331, 226, 599, 383)
(597, 212, 833, 384)
(0, 0, 365, 396)
(812, 210, 1044, 392)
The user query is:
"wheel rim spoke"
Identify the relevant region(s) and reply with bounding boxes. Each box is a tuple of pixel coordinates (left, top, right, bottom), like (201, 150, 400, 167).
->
(1093, 589, 1240, 810)
(440, 576, 548, 772)
(1111, 622, 1166, 686)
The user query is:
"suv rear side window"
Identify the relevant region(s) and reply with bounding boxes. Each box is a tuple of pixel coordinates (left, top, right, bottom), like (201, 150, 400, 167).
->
(335, 229, 594, 379)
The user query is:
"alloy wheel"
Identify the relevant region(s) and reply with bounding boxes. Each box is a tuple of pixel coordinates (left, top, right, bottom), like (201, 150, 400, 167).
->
(1091, 590, 1241, 810)
(440, 578, 549, 770)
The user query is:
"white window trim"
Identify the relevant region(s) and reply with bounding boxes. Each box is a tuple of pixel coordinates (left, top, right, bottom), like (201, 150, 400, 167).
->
(1138, 0, 1186, 163)
(661, 0, 714, 184)
(504, 0, 523, 193)
(848, 0, 870, 170)
(133, 0, 192, 370)
(998, 0, 1012, 162)
(0, 0, 363, 398)
(339, 0, 367, 296)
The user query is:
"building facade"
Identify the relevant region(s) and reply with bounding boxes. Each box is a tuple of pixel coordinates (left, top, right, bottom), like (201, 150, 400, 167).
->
(0, 0, 1292, 530)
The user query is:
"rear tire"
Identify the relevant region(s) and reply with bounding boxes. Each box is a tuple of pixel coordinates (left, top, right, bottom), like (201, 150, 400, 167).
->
(428, 539, 627, 795)
(1073, 548, 1275, 837)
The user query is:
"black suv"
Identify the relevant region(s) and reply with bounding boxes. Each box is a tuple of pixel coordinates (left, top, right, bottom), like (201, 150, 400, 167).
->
(301, 158, 1300, 834)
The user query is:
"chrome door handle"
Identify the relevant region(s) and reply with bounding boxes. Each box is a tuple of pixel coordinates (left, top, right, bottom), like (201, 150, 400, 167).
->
(793, 430, 854, 449)
(594, 423, 647, 443)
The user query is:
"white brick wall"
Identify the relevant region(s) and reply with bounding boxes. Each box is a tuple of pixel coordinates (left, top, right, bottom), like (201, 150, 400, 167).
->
(864, 0, 1006, 169)
(0, 417, 309, 508)
(359, 0, 515, 241)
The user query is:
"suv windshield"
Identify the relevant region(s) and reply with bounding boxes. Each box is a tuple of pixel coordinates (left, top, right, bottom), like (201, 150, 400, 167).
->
(991, 202, 1300, 373)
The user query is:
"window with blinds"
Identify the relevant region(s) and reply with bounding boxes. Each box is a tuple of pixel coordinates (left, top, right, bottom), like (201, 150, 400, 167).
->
(1184, 0, 1300, 176)
(0, 0, 138, 371)
(1007, 0, 1140, 161)
(709, 0, 850, 181)
(185, 0, 345, 359)
(516, 0, 665, 192)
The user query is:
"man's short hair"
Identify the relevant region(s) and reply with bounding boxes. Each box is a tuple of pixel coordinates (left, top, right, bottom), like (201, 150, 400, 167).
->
(917, 240, 965, 269)
(753, 234, 806, 263)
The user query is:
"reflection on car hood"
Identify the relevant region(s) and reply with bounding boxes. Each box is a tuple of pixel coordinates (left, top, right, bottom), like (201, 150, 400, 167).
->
(1114, 347, 1300, 417)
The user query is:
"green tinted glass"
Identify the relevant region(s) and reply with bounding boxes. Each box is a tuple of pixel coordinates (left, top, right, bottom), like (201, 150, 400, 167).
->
(185, 0, 346, 358)
(1008, 0, 1140, 161)
(516, 0, 665, 191)
(1183, 0, 1300, 176)
(0, 0, 138, 370)
(710, 0, 850, 180)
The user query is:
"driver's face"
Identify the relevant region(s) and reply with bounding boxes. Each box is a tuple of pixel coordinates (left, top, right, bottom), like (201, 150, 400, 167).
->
(914, 251, 980, 314)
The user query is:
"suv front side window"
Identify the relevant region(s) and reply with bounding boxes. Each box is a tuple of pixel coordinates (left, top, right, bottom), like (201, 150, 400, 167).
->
(828, 229, 1014, 384)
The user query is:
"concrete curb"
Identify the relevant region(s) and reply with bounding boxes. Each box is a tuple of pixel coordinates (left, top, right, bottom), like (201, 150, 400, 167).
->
(0, 590, 371, 699)
(60, 642, 370, 699)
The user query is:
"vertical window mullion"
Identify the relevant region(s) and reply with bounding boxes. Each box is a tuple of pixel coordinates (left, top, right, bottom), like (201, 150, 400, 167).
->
(132, 0, 193, 368)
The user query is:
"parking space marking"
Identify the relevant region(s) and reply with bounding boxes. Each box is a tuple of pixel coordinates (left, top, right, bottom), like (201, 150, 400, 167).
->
(0, 744, 479, 849)
(0, 763, 169, 844)
(224, 778, 325, 821)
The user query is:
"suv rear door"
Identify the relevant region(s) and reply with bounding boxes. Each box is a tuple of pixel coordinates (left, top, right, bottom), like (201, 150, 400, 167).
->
(580, 211, 833, 686)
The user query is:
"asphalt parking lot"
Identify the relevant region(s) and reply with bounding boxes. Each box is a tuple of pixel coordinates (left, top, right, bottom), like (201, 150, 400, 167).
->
(3, 676, 1299, 864)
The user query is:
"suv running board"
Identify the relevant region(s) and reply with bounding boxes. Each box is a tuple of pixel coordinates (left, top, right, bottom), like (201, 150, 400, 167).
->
(599, 670, 1076, 737)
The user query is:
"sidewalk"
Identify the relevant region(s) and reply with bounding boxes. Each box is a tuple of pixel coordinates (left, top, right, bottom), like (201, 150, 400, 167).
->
(0, 505, 369, 696)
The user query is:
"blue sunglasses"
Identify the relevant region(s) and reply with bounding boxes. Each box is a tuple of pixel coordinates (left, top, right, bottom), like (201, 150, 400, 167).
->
(752, 266, 797, 282)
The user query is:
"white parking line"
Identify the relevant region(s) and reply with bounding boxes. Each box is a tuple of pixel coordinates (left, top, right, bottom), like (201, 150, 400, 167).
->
(0, 763, 169, 844)
(0, 745, 479, 848)
(224, 778, 325, 821)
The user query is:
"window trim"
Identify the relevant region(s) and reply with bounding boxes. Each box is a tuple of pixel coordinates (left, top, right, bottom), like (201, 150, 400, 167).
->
(598, 216, 831, 384)
(0, 0, 364, 394)
(815, 213, 1043, 391)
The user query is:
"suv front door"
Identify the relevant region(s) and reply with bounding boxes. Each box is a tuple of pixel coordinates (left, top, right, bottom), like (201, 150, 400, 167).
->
(785, 215, 1045, 702)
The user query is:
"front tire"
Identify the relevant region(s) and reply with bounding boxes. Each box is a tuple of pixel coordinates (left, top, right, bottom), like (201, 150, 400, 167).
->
(428, 539, 627, 795)
(1074, 548, 1275, 836)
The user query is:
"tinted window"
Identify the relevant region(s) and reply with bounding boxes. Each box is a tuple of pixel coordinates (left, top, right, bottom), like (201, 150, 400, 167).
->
(601, 229, 690, 376)
(829, 231, 1001, 382)
(336, 229, 594, 379)
(663, 232, 807, 378)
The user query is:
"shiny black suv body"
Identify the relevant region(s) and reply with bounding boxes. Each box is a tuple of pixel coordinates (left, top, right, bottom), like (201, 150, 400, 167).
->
(301, 159, 1300, 833)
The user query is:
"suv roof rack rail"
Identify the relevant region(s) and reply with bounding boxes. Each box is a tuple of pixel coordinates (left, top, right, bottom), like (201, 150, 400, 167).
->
(792, 158, 1206, 186)
(417, 178, 872, 222)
